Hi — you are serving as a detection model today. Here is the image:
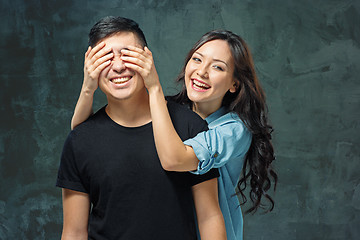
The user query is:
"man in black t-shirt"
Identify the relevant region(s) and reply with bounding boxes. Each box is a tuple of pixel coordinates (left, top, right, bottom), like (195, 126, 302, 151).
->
(56, 16, 225, 239)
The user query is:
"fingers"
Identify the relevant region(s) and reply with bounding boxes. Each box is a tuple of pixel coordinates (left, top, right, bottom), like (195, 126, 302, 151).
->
(144, 46, 152, 55)
(122, 45, 153, 59)
(88, 54, 112, 78)
(88, 42, 106, 59)
(85, 46, 91, 59)
(122, 46, 159, 87)
(120, 46, 153, 70)
(126, 45, 152, 56)
(122, 57, 150, 78)
(89, 63, 110, 80)
(121, 49, 147, 62)
(120, 55, 146, 67)
(123, 60, 158, 85)
(86, 42, 112, 65)
(123, 62, 145, 75)
(121, 48, 152, 78)
(124, 45, 147, 54)
(84, 43, 155, 78)
(89, 52, 113, 70)
(121, 54, 153, 78)
(84, 42, 113, 77)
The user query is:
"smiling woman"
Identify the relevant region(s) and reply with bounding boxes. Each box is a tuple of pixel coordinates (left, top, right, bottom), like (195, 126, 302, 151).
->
(120, 29, 278, 240)
(184, 39, 237, 119)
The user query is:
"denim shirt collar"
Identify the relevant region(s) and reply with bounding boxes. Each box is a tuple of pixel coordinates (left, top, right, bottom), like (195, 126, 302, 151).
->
(205, 107, 229, 124)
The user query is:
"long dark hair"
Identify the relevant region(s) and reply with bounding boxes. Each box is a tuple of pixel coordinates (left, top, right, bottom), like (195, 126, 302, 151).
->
(171, 30, 277, 213)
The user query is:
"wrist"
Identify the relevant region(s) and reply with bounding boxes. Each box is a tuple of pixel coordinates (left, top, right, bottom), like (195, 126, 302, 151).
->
(147, 84, 163, 96)
(81, 85, 96, 96)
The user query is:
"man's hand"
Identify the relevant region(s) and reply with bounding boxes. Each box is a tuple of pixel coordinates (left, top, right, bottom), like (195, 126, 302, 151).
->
(120, 46, 160, 92)
(83, 42, 113, 93)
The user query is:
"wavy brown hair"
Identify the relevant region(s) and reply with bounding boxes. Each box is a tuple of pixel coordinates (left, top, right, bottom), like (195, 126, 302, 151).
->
(171, 30, 277, 213)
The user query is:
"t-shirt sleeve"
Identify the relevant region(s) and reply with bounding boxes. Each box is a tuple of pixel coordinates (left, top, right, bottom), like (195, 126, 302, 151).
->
(184, 115, 252, 175)
(188, 115, 208, 139)
(187, 168, 220, 186)
(56, 132, 88, 193)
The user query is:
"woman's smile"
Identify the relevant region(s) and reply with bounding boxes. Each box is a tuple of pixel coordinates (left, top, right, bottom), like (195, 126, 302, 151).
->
(191, 78, 211, 92)
(184, 39, 237, 116)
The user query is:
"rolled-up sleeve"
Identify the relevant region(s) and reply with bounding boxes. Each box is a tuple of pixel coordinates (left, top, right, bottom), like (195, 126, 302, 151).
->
(184, 114, 252, 175)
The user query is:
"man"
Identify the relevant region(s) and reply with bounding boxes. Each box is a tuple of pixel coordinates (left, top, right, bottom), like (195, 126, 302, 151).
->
(56, 16, 225, 239)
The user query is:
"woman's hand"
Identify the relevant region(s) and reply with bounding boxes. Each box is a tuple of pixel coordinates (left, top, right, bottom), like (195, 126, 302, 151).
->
(71, 43, 113, 130)
(83, 42, 113, 93)
(120, 46, 160, 92)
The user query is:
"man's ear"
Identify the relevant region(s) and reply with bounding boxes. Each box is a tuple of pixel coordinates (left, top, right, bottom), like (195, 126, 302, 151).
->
(229, 80, 238, 93)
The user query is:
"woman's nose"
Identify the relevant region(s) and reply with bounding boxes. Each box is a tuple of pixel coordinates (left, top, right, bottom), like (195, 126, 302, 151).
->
(196, 64, 209, 78)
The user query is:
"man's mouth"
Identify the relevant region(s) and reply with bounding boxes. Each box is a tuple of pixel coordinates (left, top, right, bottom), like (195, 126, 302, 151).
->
(111, 76, 132, 84)
(192, 79, 211, 90)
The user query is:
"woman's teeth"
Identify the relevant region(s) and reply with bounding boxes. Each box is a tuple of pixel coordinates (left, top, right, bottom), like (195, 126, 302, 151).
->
(111, 77, 131, 84)
(193, 79, 210, 89)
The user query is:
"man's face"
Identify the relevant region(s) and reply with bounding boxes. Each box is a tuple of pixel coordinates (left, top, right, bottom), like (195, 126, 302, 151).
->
(98, 32, 145, 102)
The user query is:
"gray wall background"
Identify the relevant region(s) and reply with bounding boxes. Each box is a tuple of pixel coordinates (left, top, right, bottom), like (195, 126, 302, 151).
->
(0, 0, 359, 239)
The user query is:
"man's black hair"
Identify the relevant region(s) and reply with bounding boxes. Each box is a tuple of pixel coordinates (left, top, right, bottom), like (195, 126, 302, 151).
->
(88, 16, 147, 47)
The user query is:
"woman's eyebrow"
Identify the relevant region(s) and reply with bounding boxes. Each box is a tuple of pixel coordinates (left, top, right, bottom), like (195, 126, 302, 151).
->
(194, 51, 228, 67)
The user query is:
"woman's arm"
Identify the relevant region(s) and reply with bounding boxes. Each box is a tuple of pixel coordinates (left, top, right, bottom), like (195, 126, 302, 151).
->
(121, 46, 199, 171)
(61, 189, 90, 240)
(192, 178, 227, 240)
(147, 83, 200, 171)
(71, 42, 113, 129)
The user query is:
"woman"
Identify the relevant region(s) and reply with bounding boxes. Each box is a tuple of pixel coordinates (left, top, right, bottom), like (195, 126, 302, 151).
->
(73, 30, 277, 240)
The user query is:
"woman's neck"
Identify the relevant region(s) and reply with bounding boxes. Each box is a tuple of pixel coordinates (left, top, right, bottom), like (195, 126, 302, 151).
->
(192, 102, 221, 119)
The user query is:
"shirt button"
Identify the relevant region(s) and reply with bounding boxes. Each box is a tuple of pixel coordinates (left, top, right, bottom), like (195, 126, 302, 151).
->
(213, 153, 218, 158)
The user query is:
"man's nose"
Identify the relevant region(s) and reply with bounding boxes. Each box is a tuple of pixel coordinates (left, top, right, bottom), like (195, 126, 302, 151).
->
(111, 56, 126, 73)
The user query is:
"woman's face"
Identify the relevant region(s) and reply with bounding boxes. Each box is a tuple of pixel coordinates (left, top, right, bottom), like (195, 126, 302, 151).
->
(184, 39, 237, 116)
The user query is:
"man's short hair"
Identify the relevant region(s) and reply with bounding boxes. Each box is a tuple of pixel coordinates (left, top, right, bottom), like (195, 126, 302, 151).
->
(88, 16, 147, 48)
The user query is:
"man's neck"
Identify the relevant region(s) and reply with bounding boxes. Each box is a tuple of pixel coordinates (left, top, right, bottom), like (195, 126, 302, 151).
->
(105, 91, 151, 127)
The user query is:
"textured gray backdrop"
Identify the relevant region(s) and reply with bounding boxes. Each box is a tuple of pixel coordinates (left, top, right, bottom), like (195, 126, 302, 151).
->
(0, 0, 359, 239)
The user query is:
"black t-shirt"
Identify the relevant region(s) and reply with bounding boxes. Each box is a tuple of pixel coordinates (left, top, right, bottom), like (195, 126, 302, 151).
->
(56, 101, 219, 240)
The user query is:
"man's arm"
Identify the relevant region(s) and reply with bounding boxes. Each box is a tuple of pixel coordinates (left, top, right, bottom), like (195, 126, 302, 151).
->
(61, 189, 90, 240)
(192, 179, 227, 240)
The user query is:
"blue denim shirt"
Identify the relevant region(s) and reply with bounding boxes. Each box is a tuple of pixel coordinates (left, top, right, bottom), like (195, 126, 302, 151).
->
(184, 107, 252, 240)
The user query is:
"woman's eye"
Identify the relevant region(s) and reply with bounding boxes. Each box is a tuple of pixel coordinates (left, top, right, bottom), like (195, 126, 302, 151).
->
(214, 65, 224, 71)
(192, 57, 201, 62)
